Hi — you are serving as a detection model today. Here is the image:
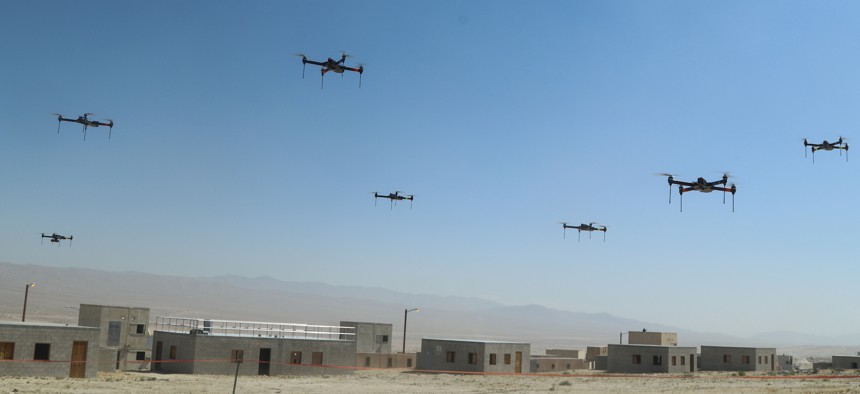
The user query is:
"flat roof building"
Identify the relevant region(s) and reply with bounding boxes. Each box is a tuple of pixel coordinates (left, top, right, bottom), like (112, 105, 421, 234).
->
(699, 346, 776, 372)
(627, 331, 678, 347)
(0, 321, 100, 378)
(77, 304, 150, 371)
(416, 338, 530, 374)
(531, 355, 585, 372)
(607, 344, 696, 374)
(340, 321, 416, 369)
(586, 346, 607, 369)
(152, 317, 357, 376)
(832, 355, 860, 369)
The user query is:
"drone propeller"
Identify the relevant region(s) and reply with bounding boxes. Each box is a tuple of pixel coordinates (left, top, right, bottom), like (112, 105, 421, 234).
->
(105, 119, 114, 139)
(557, 222, 569, 238)
(52, 113, 63, 133)
(656, 173, 676, 204)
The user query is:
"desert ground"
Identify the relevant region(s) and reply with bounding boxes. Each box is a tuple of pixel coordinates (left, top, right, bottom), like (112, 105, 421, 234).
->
(2, 369, 860, 393)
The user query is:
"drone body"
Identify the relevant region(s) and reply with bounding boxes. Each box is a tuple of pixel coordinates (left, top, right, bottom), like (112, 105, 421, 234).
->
(661, 173, 737, 212)
(804, 137, 848, 163)
(298, 53, 364, 89)
(53, 113, 114, 140)
(560, 222, 607, 242)
(373, 191, 413, 209)
(41, 233, 73, 246)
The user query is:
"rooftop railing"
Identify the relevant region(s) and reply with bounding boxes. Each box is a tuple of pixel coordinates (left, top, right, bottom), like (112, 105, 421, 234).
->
(155, 317, 355, 341)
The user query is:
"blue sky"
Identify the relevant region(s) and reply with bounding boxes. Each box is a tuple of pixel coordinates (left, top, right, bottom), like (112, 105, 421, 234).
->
(2, 0, 859, 338)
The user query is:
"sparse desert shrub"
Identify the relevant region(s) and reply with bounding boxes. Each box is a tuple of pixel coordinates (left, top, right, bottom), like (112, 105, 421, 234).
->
(737, 371, 746, 377)
(559, 380, 572, 386)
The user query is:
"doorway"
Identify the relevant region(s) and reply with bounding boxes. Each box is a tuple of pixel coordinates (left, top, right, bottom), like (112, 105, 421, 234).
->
(515, 352, 522, 373)
(69, 341, 87, 378)
(258, 348, 271, 375)
(154, 342, 163, 371)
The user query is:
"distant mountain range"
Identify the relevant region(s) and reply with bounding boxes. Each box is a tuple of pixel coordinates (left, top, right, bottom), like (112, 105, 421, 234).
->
(1, 261, 858, 357)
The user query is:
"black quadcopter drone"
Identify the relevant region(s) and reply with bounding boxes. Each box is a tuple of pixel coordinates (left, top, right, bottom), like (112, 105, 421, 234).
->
(297, 52, 364, 89)
(41, 233, 73, 246)
(559, 222, 607, 242)
(660, 173, 737, 212)
(373, 191, 413, 209)
(52, 113, 114, 140)
(804, 137, 848, 163)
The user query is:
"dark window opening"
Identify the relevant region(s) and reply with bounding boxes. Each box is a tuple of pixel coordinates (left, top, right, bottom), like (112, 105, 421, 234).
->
(387, 357, 393, 368)
(34, 343, 50, 361)
(632, 354, 641, 364)
(468, 353, 478, 365)
(135, 324, 146, 334)
(672, 356, 677, 366)
(653, 355, 662, 366)
(136, 352, 146, 361)
(723, 354, 731, 363)
(504, 354, 511, 365)
(290, 351, 302, 364)
(312, 352, 323, 365)
(407, 358, 413, 368)
(107, 321, 122, 347)
(377, 335, 389, 343)
(489, 353, 497, 365)
(741, 355, 750, 364)
(446, 351, 456, 363)
(169, 346, 176, 360)
(365, 356, 371, 367)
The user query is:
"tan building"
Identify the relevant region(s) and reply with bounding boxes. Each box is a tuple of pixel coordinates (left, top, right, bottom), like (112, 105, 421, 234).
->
(627, 330, 677, 346)
(546, 349, 582, 358)
(77, 304, 150, 371)
(585, 346, 607, 369)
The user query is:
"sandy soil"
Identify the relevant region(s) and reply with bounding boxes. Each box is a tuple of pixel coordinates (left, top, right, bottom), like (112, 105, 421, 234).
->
(2, 370, 860, 393)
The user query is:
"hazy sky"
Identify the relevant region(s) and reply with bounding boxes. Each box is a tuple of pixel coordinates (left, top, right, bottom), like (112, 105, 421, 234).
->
(2, 1, 859, 338)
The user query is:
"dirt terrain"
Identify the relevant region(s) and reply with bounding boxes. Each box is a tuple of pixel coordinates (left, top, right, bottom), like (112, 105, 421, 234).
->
(2, 369, 860, 393)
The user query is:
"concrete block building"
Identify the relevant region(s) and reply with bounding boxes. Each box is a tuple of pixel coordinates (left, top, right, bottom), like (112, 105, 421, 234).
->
(546, 349, 582, 358)
(607, 344, 697, 373)
(832, 355, 860, 369)
(340, 321, 392, 353)
(152, 317, 357, 376)
(777, 354, 794, 371)
(586, 346, 607, 369)
(77, 304, 150, 371)
(628, 330, 678, 346)
(339, 321, 415, 369)
(699, 346, 776, 372)
(530, 355, 585, 372)
(416, 338, 530, 374)
(0, 321, 100, 378)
